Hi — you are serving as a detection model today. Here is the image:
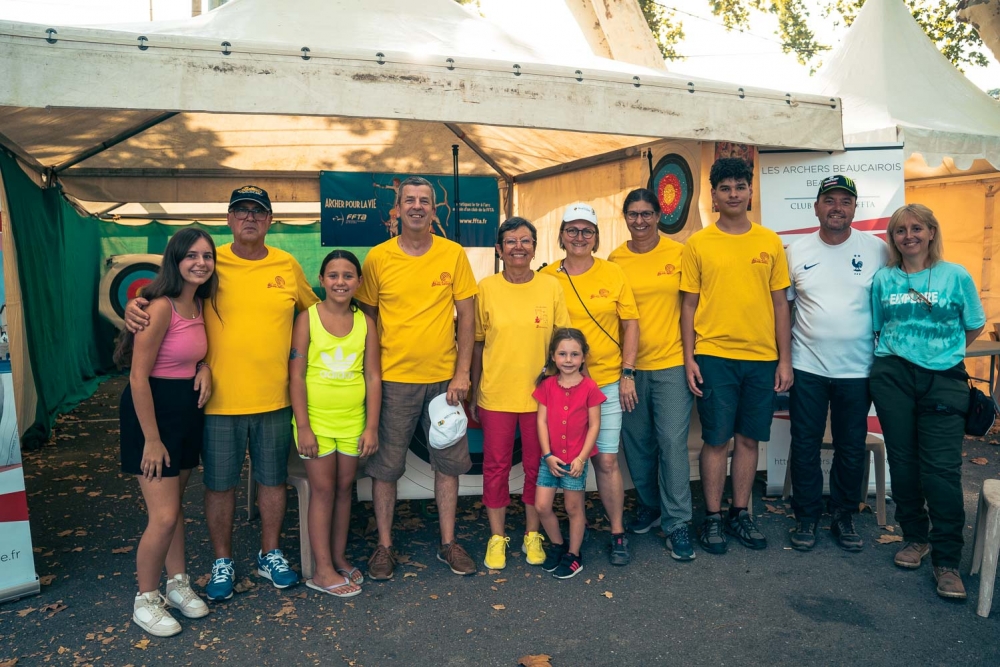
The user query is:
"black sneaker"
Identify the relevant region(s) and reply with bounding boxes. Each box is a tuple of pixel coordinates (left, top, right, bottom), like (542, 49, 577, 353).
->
(698, 515, 728, 555)
(725, 510, 767, 550)
(609, 533, 631, 566)
(627, 505, 661, 534)
(552, 552, 584, 579)
(665, 524, 696, 561)
(790, 519, 817, 551)
(541, 542, 568, 572)
(830, 510, 863, 552)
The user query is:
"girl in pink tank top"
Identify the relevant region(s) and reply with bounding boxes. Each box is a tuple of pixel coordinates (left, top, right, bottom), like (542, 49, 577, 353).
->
(113, 228, 218, 637)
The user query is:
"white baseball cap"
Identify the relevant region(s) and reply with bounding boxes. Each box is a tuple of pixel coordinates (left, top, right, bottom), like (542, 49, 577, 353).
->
(427, 393, 468, 449)
(562, 202, 598, 226)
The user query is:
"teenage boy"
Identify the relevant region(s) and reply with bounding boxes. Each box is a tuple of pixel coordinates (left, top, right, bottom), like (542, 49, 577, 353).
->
(680, 158, 792, 555)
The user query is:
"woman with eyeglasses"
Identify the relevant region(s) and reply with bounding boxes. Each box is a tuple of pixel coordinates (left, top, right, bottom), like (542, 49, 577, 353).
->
(540, 203, 640, 566)
(869, 203, 985, 600)
(607, 188, 695, 561)
(470, 217, 571, 570)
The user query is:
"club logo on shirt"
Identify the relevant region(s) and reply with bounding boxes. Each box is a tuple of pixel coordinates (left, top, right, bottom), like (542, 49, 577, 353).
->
(657, 264, 677, 276)
(590, 289, 611, 299)
(852, 254, 863, 275)
(751, 252, 771, 265)
(432, 272, 453, 287)
(534, 307, 550, 329)
(268, 276, 286, 289)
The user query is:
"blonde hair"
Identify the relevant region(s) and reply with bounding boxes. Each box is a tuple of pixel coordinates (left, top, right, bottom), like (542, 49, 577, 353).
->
(885, 203, 944, 268)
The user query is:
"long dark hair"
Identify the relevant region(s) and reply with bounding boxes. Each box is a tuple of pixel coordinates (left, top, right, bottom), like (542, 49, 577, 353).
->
(319, 249, 363, 312)
(113, 228, 219, 368)
(535, 327, 589, 386)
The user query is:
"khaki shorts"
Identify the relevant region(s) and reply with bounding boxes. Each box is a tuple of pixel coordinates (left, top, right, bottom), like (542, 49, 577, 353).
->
(364, 380, 472, 482)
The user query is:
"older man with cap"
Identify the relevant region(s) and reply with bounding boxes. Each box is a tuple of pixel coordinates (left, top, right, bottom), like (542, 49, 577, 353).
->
(127, 185, 319, 600)
(357, 175, 479, 580)
(786, 175, 888, 551)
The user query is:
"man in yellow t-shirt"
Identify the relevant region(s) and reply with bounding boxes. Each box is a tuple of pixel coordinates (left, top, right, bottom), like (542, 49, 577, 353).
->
(126, 185, 319, 600)
(680, 159, 792, 557)
(357, 176, 479, 581)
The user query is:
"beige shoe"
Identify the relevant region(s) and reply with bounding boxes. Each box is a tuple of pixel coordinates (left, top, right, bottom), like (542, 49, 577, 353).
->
(933, 567, 967, 599)
(133, 591, 181, 637)
(165, 573, 209, 619)
(893, 541, 930, 569)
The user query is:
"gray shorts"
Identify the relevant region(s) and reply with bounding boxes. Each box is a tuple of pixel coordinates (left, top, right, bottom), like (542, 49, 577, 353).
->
(364, 380, 472, 482)
(202, 407, 293, 491)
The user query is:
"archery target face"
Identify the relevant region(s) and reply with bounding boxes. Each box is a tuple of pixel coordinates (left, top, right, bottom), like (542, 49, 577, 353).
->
(648, 154, 694, 235)
(99, 254, 162, 327)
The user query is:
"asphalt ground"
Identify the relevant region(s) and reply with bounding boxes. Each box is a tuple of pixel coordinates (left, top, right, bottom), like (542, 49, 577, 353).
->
(2, 376, 1000, 666)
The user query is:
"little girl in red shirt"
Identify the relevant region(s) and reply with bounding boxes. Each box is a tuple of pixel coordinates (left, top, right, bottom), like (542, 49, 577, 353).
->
(532, 328, 605, 579)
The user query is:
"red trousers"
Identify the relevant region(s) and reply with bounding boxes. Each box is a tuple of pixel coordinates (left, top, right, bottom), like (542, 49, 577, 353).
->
(479, 408, 540, 508)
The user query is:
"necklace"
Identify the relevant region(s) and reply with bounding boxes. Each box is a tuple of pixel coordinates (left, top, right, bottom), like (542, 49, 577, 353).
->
(905, 266, 933, 311)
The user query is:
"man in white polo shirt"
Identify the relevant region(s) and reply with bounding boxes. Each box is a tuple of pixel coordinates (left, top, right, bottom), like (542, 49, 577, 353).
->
(786, 175, 888, 551)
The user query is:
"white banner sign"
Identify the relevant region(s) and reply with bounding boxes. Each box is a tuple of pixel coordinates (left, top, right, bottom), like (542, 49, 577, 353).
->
(758, 145, 906, 242)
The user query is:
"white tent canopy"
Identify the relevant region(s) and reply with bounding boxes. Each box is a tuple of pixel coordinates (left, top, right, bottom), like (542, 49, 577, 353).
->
(815, 0, 1000, 171)
(0, 0, 843, 215)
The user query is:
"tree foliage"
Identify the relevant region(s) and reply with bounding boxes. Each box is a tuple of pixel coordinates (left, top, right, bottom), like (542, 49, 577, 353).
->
(638, 0, 686, 61)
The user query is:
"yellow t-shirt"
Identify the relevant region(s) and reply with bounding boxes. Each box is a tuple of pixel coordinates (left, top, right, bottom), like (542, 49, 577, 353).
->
(357, 235, 478, 383)
(205, 244, 319, 415)
(540, 258, 639, 387)
(475, 272, 571, 413)
(679, 223, 790, 361)
(608, 237, 684, 371)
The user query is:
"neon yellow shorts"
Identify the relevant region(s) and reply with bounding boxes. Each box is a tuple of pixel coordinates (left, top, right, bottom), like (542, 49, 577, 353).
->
(293, 430, 360, 458)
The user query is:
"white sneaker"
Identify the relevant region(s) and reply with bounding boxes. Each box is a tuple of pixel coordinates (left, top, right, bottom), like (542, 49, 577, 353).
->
(132, 591, 182, 637)
(165, 573, 210, 619)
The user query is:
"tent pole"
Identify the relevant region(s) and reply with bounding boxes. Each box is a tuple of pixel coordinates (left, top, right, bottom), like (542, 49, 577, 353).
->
(452, 144, 461, 245)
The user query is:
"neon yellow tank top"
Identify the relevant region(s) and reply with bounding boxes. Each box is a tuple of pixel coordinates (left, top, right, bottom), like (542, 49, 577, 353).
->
(293, 305, 367, 438)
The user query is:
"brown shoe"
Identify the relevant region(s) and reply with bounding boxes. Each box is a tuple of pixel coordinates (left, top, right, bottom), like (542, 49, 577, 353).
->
(933, 567, 967, 599)
(367, 545, 397, 580)
(893, 541, 930, 569)
(438, 542, 477, 575)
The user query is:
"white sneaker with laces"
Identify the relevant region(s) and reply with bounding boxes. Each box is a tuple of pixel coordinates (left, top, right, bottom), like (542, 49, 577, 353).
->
(133, 591, 182, 637)
(165, 573, 210, 618)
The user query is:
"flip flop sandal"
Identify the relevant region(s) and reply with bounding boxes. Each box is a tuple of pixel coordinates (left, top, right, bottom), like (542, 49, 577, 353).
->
(306, 577, 362, 598)
(337, 567, 364, 585)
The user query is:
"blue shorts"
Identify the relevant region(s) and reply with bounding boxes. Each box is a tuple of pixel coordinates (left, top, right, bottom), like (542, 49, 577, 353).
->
(695, 355, 776, 446)
(595, 381, 623, 454)
(536, 458, 589, 491)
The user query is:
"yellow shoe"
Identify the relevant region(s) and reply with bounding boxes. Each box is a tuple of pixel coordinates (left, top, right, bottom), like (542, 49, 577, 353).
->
(484, 534, 509, 570)
(522, 531, 546, 566)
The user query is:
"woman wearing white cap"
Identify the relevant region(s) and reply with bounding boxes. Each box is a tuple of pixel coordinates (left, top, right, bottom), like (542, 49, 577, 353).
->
(540, 203, 640, 566)
(471, 217, 571, 570)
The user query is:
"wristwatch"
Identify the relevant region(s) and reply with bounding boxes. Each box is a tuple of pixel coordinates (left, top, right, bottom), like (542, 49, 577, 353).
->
(622, 368, 635, 380)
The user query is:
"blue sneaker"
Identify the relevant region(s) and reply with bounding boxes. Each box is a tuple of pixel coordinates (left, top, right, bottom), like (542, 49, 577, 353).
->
(665, 524, 696, 561)
(256, 549, 299, 588)
(205, 558, 235, 601)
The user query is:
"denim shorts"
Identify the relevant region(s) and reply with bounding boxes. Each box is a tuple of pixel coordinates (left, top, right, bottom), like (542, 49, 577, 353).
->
(595, 381, 623, 454)
(695, 355, 777, 446)
(536, 458, 589, 491)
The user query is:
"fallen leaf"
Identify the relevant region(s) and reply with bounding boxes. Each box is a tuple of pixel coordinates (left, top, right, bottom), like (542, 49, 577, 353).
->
(492, 604, 505, 610)
(971, 457, 989, 465)
(518, 654, 552, 666)
(57, 647, 69, 655)
(885, 525, 895, 532)
(876, 534, 903, 544)
(274, 605, 295, 618)
(111, 546, 134, 554)
(41, 602, 68, 617)
(134, 638, 150, 650)
(0, 658, 19, 667)
(57, 530, 72, 537)
(194, 574, 210, 587)
(16, 607, 37, 617)
(494, 578, 507, 583)
(403, 572, 417, 578)
(39, 574, 56, 586)
(602, 591, 613, 599)
(597, 573, 605, 581)
(233, 577, 255, 593)
(429, 594, 439, 600)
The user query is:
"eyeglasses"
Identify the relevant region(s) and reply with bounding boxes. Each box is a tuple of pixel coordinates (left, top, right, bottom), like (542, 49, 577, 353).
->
(563, 227, 596, 239)
(230, 207, 270, 220)
(502, 238, 535, 248)
(907, 288, 934, 312)
(625, 210, 657, 222)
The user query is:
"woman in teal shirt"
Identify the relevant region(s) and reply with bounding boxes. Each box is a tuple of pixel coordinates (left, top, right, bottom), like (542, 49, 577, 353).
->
(869, 204, 985, 601)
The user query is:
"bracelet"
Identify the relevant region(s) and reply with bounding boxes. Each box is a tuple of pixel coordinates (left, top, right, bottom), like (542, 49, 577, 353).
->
(542, 452, 553, 460)
(196, 361, 210, 371)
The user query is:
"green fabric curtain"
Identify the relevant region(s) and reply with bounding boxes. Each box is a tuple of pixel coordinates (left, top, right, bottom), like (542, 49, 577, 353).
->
(0, 151, 116, 448)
